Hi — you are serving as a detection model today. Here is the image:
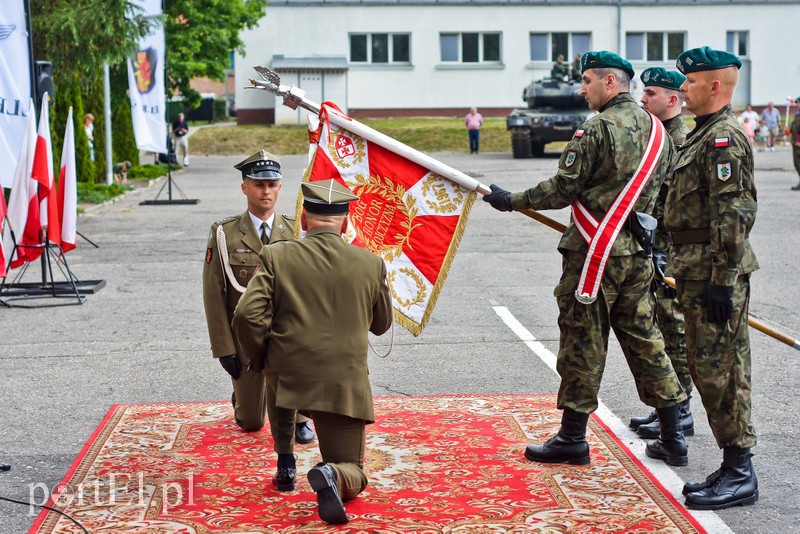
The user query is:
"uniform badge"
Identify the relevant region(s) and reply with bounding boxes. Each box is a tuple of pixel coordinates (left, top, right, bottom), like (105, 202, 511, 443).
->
(717, 162, 732, 181)
(565, 151, 577, 167)
(238, 268, 248, 279)
(714, 137, 729, 148)
(574, 129, 584, 138)
(205, 247, 213, 264)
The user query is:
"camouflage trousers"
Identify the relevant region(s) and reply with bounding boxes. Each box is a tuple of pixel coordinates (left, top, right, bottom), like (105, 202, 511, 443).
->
(676, 276, 757, 449)
(794, 146, 800, 180)
(653, 285, 693, 393)
(554, 252, 687, 414)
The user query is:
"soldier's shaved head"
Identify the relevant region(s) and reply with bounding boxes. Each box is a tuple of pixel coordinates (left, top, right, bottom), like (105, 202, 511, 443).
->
(680, 67, 738, 116)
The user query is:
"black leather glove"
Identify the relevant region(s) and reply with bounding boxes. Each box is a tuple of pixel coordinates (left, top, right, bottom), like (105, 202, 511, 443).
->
(482, 184, 513, 212)
(219, 354, 243, 380)
(652, 249, 677, 299)
(702, 283, 734, 325)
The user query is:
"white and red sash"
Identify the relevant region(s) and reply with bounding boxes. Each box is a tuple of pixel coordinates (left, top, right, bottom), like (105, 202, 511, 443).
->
(572, 111, 666, 304)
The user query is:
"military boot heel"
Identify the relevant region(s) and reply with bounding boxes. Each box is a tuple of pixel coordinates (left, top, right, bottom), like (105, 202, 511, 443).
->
(644, 405, 688, 466)
(637, 398, 695, 438)
(524, 409, 591, 465)
(685, 448, 758, 510)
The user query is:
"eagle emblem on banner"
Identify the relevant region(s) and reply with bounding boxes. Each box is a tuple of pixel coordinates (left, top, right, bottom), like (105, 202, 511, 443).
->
(132, 48, 157, 94)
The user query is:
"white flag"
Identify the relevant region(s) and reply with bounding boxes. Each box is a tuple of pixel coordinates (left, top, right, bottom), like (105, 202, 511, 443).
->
(59, 107, 78, 252)
(0, 1, 34, 188)
(127, 0, 167, 154)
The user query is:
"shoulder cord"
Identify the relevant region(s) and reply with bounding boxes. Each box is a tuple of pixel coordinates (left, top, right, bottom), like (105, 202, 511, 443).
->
(216, 225, 247, 294)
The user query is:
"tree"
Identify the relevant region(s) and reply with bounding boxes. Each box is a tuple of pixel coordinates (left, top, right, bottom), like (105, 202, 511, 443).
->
(165, 0, 267, 108)
(113, 97, 140, 168)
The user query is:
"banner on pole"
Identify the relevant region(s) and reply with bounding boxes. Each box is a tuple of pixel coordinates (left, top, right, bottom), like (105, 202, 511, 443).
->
(127, 0, 167, 154)
(302, 103, 477, 336)
(0, 0, 33, 189)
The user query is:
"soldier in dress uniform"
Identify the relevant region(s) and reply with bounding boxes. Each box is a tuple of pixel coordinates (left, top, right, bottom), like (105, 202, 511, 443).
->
(202, 150, 316, 492)
(233, 179, 393, 525)
(666, 46, 759, 510)
(483, 51, 688, 466)
(629, 67, 695, 440)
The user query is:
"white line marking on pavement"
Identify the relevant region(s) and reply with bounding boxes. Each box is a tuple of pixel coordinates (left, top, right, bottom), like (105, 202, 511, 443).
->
(492, 305, 734, 534)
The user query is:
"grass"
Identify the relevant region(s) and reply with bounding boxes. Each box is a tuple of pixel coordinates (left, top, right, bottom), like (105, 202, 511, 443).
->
(191, 117, 514, 156)
(77, 182, 132, 204)
(127, 163, 182, 180)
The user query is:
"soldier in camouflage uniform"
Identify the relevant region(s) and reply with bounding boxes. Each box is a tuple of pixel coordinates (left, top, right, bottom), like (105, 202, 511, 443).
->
(630, 67, 695, 440)
(484, 51, 687, 466)
(202, 150, 315, 492)
(791, 108, 800, 190)
(666, 47, 758, 510)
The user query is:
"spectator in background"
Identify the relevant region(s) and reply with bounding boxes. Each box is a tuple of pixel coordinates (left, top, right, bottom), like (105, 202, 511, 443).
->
(113, 161, 132, 185)
(83, 113, 95, 161)
(740, 104, 759, 128)
(755, 120, 768, 151)
(551, 54, 571, 80)
(761, 101, 781, 151)
(172, 112, 190, 166)
(742, 116, 755, 146)
(571, 54, 583, 82)
(465, 106, 483, 155)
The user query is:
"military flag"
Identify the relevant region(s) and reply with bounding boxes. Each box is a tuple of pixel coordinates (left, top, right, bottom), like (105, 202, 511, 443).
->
(58, 107, 78, 253)
(127, 0, 167, 154)
(303, 103, 477, 336)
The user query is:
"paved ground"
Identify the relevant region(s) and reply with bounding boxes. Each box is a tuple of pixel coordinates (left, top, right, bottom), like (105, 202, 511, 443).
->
(1, 144, 799, 533)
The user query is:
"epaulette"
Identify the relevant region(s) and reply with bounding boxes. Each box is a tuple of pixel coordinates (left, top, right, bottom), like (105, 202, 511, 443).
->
(212, 215, 238, 228)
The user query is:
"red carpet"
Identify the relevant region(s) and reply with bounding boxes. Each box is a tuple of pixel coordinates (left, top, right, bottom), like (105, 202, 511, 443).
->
(31, 395, 705, 533)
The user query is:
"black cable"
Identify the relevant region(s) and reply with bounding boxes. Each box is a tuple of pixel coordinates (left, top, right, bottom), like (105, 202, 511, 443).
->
(0, 494, 89, 533)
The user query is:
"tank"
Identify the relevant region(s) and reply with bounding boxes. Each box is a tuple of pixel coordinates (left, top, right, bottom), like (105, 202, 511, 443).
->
(506, 78, 591, 158)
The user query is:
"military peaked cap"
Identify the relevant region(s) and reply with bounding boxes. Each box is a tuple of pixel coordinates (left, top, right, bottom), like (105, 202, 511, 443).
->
(640, 67, 686, 91)
(302, 179, 359, 215)
(234, 149, 282, 180)
(581, 51, 634, 79)
(676, 46, 742, 74)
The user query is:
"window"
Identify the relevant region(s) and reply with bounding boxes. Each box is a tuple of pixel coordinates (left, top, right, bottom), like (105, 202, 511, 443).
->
(529, 32, 591, 62)
(726, 31, 748, 57)
(626, 32, 685, 61)
(350, 33, 411, 64)
(440, 32, 502, 63)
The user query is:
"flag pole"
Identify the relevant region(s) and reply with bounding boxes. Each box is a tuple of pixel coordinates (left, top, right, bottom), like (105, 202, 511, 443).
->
(247, 67, 491, 195)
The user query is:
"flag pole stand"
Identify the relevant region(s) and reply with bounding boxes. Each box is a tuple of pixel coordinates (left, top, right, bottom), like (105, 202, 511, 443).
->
(0, 235, 105, 308)
(139, 158, 198, 205)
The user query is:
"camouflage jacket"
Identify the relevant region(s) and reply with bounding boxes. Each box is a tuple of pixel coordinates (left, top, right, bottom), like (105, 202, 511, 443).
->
(791, 112, 800, 144)
(653, 113, 690, 251)
(663, 114, 689, 147)
(664, 105, 759, 285)
(510, 93, 675, 256)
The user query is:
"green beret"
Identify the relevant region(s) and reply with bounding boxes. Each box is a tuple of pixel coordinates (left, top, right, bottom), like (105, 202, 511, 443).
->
(581, 51, 634, 79)
(676, 46, 742, 74)
(640, 67, 685, 91)
(302, 179, 359, 215)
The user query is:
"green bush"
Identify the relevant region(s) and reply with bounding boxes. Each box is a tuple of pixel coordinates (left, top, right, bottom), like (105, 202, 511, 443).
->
(127, 163, 180, 180)
(214, 99, 227, 121)
(76, 182, 132, 204)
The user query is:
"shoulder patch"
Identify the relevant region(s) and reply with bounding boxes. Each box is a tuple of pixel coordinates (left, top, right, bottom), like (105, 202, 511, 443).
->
(717, 162, 732, 181)
(565, 151, 577, 167)
(574, 129, 585, 139)
(205, 247, 213, 264)
(714, 137, 729, 148)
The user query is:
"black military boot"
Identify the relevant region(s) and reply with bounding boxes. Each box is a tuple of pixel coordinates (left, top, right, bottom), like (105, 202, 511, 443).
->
(524, 409, 591, 465)
(629, 410, 658, 431)
(684, 448, 758, 510)
(644, 405, 688, 466)
(637, 398, 694, 439)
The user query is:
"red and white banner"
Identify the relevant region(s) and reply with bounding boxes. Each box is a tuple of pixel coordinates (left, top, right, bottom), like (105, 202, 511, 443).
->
(303, 103, 477, 336)
(1, 100, 40, 269)
(0, 0, 33, 189)
(32, 93, 59, 246)
(0, 186, 7, 278)
(58, 107, 78, 253)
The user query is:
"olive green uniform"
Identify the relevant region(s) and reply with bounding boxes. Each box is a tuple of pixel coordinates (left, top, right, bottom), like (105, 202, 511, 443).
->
(664, 105, 758, 449)
(510, 93, 686, 414)
(233, 227, 393, 499)
(202, 210, 307, 448)
(655, 114, 692, 393)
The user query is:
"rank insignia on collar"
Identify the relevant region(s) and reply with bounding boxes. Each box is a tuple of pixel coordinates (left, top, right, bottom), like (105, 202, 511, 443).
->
(565, 151, 577, 167)
(574, 129, 585, 138)
(714, 137, 729, 148)
(206, 247, 213, 264)
(717, 162, 732, 181)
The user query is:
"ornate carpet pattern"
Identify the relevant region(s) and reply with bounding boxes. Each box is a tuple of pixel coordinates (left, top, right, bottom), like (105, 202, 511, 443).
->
(31, 395, 705, 533)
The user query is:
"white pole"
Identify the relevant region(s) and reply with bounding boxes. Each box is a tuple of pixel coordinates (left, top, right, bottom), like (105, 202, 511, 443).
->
(103, 63, 113, 186)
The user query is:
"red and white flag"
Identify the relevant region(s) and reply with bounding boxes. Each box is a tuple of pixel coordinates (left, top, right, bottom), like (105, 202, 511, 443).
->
(303, 103, 477, 336)
(1, 99, 41, 269)
(58, 108, 78, 253)
(31, 93, 60, 247)
(0, 188, 7, 278)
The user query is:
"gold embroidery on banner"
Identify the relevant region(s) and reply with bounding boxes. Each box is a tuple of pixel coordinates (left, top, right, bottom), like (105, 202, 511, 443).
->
(387, 268, 427, 308)
(348, 174, 422, 261)
(420, 174, 465, 214)
(327, 126, 366, 168)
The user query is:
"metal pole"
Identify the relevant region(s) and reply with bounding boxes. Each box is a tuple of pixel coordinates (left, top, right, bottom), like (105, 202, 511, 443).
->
(103, 63, 113, 186)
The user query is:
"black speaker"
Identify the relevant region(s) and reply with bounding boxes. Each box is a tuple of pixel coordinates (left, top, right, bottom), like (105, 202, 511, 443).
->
(34, 60, 54, 104)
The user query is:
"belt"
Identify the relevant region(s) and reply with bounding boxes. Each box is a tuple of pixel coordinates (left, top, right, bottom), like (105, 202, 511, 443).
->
(669, 228, 710, 245)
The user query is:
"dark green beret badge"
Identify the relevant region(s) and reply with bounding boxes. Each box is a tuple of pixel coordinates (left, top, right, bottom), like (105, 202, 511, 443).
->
(640, 67, 686, 90)
(580, 51, 634, 79)
(676, 46, 742, 74)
